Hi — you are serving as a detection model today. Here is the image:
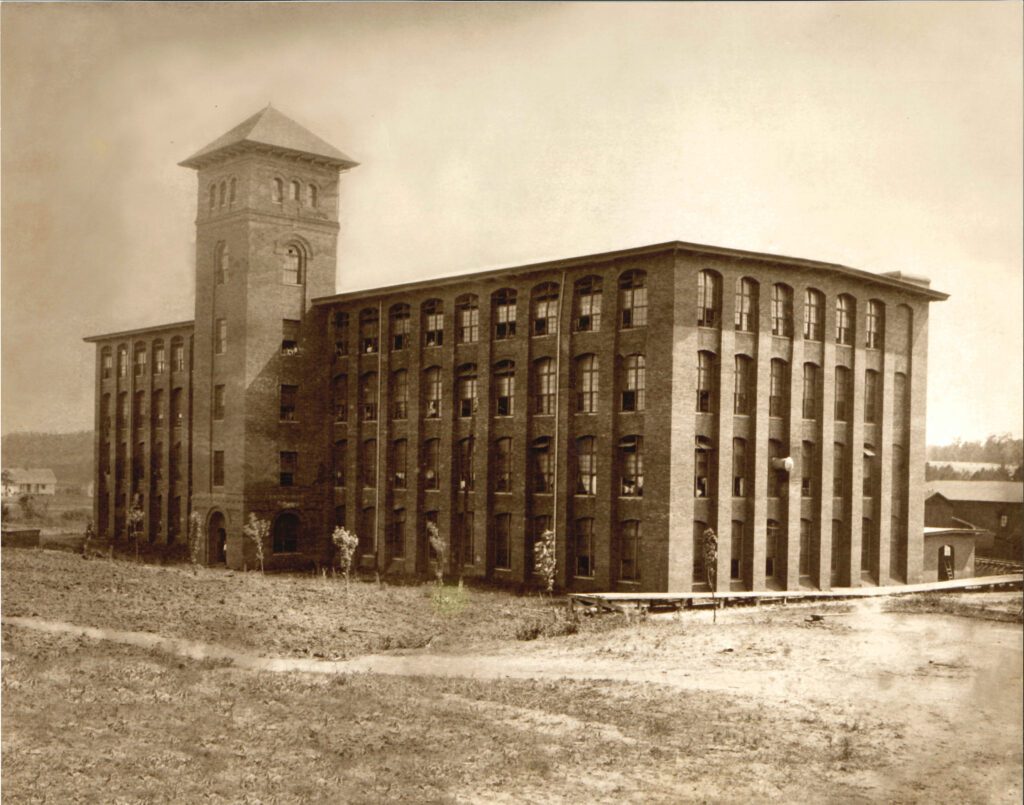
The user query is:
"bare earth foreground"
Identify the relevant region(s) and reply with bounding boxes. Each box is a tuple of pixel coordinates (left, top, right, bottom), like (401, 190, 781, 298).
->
(2, 550, 1021, 804)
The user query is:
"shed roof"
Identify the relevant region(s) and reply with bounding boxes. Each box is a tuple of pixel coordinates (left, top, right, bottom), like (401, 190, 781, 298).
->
(179, 106, 358, 170)
(925, 481, 1023, 505)
(3, 468, 57, 485)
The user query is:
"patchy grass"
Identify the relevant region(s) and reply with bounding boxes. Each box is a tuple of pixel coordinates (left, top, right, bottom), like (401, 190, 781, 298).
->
(1, 548, 619, 659)
(884, 591, 1023, 623)
(1, 626, 901, 804)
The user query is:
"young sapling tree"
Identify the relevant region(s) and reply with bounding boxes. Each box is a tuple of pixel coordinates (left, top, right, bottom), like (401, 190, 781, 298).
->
(534, 528, 557, 595)
(242, 512, 269, 574)
(187, 510, 203, 575)
(331, 525, 359, 587)
(426, 521, 447, 585)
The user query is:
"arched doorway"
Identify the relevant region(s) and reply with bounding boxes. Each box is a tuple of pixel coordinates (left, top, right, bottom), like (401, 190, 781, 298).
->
(273, 511, 300, 554)
(208, 511, 227, 564)
(938, 544, 955, 581)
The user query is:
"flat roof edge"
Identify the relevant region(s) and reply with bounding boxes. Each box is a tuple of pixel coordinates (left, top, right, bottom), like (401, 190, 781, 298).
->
(313, 239, 949, 306)
(83, 320, 195, 343)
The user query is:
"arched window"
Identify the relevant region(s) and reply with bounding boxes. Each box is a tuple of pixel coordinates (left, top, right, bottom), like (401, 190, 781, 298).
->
(531, 436, 553, 493)
(802, 363, 818, 420)
(863, 443, 876, 498)
(532, 282, 559, 336)
(834, 366, 851, 421)
(117, 345, 128, 378)
(333, 374, 347, 422)
(422, 439, 440, 490)
(289, 180, 301, 202)
(771, 284, 793, 337)
(799, 519, 813, 577)
(574, 276, 602, 332)
(836, 295, 855, 345)
(735, 278, 758, 332)
(733, 355, 752, 415)
(804, 288, 825, 341)
(493, 513, 512, 569)
(390, 303, 411, 351)
(333, 311, 350, 357)
(801, 441, 815, 497)
(457, 364, 478, 417)
(171, 337, 184, 372)
(390, 370, 408, 420)
(391, 440, 407, 489)
(455, 294, 479, 343)
(866, 300, 885, 349)
(494, 437, 512, 492)
(575, 436, 597, 495)
(494, 360, 515, 417)
(769, 358, 788, 417)
(833, 443, 846, 497)
(361, 439, 377, 488)
(766, 520, 780, 577)
(387, 508, 406, 560)
(208, 184, 216, 211)
(273, 512, 300, 553)
(359, 507, 375, 555)
(534, 357, 555, 415)
(493, 289, 517, 339)
(133, 343, 147, 377)
(619, 270, 647, 328)
(619, 520, 641, 582)
(456, 436, 475, 491)
(864, 370, 879, 424)
(621, 354, 645, 412)
(282, 245, 304, 285)
(619, 435, 643, 497)
(359, 372, 378, 421)
(153, 340, 165, 374)
(214, 242, 229, 285)
(359, 308, 379, 353)
(422, 299, 444, 347)
(308, 184, 318, 208)
(731, 521, 745, 580)
(272, 178, 284, 203)
(697, 270, 721, 328)
(333, 440, 347, 487)
(101, 347, 113, 380)
(768, 439, 783, 496)
(423, 367, 442, 418)
(696, 351, 715, 413)
(228, 177, 236, 204)
(575, 354, 598, 413)
(732, 438, 748, 497)
(218, 181, 226, 207)
(574, 518, 595, 577)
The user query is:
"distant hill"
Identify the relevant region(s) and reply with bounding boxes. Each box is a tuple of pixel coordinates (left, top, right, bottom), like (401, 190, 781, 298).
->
(2, 431, 93, 487)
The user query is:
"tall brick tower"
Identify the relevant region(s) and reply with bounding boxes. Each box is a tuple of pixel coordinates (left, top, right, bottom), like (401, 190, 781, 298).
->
(179, 107, 358, 569)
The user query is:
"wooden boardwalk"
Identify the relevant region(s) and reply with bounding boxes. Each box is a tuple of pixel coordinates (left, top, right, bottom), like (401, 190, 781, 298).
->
(568, 573, 1023, 614)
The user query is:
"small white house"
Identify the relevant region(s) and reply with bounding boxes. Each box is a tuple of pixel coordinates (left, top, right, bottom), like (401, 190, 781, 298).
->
(1, 468, 58, 497)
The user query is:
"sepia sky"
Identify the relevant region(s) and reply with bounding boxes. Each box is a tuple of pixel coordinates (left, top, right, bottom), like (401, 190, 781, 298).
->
(2, 2, 1021, 444)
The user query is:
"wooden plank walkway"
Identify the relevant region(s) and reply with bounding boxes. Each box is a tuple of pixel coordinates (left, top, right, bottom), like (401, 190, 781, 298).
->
(568, 573, 1023, 613)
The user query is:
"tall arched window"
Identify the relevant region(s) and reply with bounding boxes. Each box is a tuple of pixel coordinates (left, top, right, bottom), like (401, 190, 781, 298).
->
(574, 276, 602, 332)
(389, 304, 411, 351)
(388, 508, 406, 560)
(771, 284, 793, 337)
(282, 245, 304, 285)
(619, 520, 641, 582)
(494, 360, 515, 417)
(272, 512, 300, 553)
(272, 178, 284, 203)
(390, 370, 408, 420)
(766, 520, 780, 577)
(308, 184, 318, 208)
(834, 366, 851, 421)
(697, 270, 721, 328)
(696, 351, 715, 412)
(228, 177, 236, 204)
(532, 282, 559, 336)
(732, 438, 748, 497)
(804, 288, 824, 341)
(359, 372, 378, 421)
(575, 354, 598, 413)
(423, 367, 442, 418)
(423, 439, 440, 489)
(208, 184, 216, 211)
(735, 277, 758, 332)
(218, 181, 226, 207)
(864, 370, 879, 424)
(422, 299, 444, 347)
(769, 359, 788, 417)
(214, 242, 229, 285)
(534, 357, 555, 415)
(621, 354, 645, 412)
(619, 270, 647, 328)
(493, 289, 517, 339)
(361, 440, 377, 488)
(117, 345, 128, 378)
(456, 436, 475, 491)
(802, 363, 818, 420)
(531, 437, 553, 494)
(574, 518, 595, 577)
(170, 337, 184, 372)
(575, 436, 597, 495)
(494, 437, 513, 492)
(101, 347, 113, 380)
(133, 343, 147, 377)
(836, 295, 855, 345)
(733, 355, 752, 414)
(866, 300, 885, 349)
(391, 440, 408, 488)
(333, 374, 348, 422)
(153, 340, 165, 375)
(359, 308, 379, 353)
(455, 294, 479, 343)
(457, 364, 478, 417)
(289, 180, 301, 201)
(619, 435, 644, 497)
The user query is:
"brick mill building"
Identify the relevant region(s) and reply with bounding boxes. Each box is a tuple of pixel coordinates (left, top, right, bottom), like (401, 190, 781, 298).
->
(85, 107, 949, 592)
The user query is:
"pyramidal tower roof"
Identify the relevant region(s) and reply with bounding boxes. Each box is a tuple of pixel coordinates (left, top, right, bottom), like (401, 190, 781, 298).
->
(179, 106, 358, 170)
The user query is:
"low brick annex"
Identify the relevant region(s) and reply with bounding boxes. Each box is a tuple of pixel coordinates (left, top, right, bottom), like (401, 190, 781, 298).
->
(85, 107, 948, 593)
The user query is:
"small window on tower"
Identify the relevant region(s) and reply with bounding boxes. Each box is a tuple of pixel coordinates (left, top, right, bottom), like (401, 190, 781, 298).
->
(272, 178, 284, 203)
(282, 246, 303, 285)
(308, 184, 318, 208)
(290, 180, 301, 201)
(281, 319, 300, 355)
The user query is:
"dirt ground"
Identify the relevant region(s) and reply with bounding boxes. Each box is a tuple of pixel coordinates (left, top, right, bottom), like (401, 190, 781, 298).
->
(2, 548, 1021, 803)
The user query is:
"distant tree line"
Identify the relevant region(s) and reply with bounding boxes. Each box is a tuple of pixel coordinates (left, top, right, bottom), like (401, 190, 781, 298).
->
(926, 434, 1022, 481)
